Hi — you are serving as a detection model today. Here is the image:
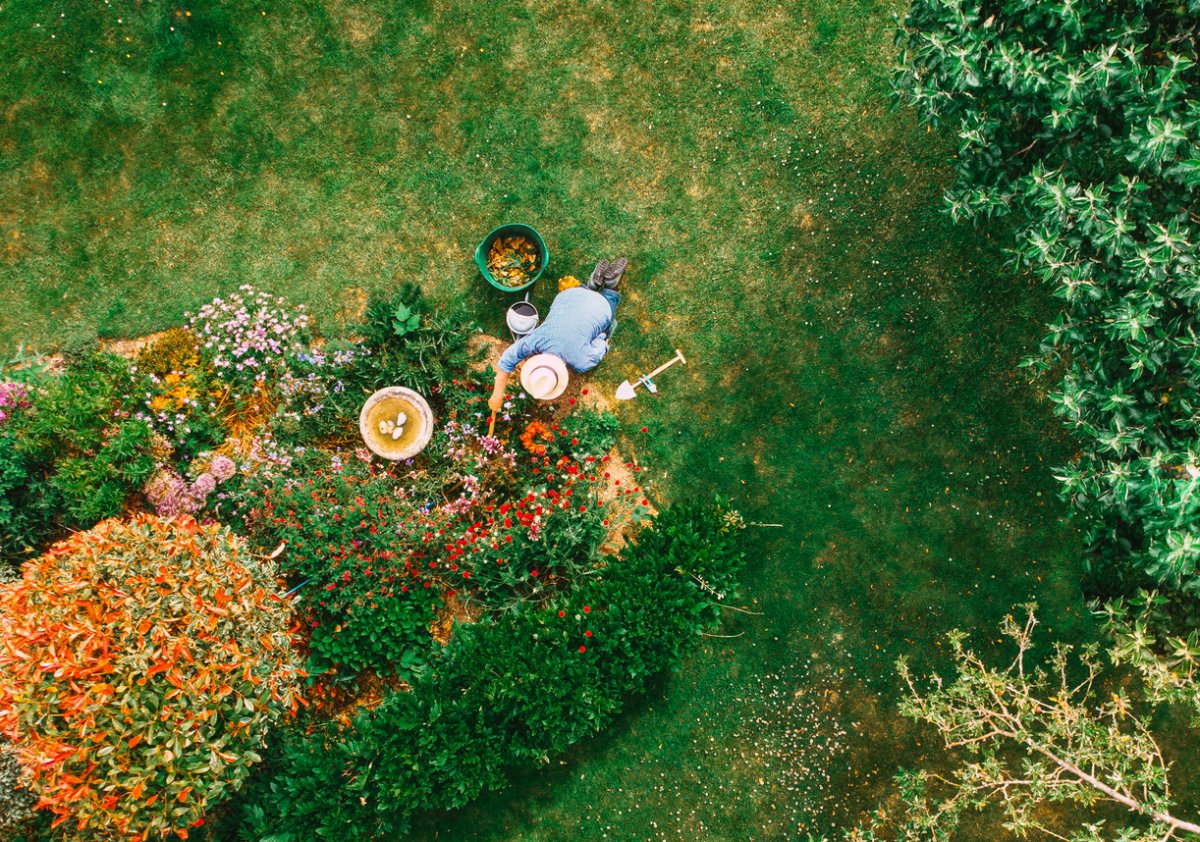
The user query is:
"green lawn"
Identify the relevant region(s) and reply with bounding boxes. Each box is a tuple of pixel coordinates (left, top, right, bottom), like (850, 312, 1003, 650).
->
(1, 0, 1098, 837)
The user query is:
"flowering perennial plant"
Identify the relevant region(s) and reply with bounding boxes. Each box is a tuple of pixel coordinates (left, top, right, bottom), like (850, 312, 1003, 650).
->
(144, 464, 235, 518)
(0, 515, 304, 841)
(242, 394, 648, 674)
(243, 456, 443, 673)
(129, 329, 227, 460)
(519, 420, 556, 455)
(270, 344, 363, 445)
(189, 285, 311, 394)
(6, 351, 156, 538)
(0, 383, 29, 426)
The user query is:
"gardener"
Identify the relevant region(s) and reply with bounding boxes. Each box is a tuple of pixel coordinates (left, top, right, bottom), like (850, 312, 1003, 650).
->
(488, 259, 626, 411)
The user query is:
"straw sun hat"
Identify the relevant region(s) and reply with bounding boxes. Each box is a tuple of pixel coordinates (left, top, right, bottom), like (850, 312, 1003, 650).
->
(519, 353, 569, 401)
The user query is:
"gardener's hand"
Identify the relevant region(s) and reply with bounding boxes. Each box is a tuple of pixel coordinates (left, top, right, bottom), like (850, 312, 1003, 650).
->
(489, 370, 510, 413)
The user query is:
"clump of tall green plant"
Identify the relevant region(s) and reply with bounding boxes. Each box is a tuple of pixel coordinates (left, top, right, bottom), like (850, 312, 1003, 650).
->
(2, 351, 155, 561)
(359, 284, 482, 391)
(895, 0, 1200, 594)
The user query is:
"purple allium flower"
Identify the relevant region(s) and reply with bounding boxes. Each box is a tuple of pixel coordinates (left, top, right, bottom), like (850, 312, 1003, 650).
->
(210, 455, 236, 482)
(190, 472, 217, 499)
(145, 470, 200, 517)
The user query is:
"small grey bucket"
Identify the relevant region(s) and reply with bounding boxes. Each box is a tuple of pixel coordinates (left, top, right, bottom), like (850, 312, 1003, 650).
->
(506, 299, 539, 341)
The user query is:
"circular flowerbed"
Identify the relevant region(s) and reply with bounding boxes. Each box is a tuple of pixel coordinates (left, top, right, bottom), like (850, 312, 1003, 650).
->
(0, 284, 743, 839)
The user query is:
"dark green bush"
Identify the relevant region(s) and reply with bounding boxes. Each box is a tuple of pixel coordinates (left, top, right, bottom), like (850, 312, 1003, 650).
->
(2, 351, 155, 558)
(894, 0, 1200, 594)
(0, 425, 51, 564)
(241, 499, 743, 840)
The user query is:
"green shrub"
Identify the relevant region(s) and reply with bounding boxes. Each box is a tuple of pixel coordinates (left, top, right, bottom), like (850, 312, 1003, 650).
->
(4, 351, 155, 554)
(0, 737, 35, 839)
(241, 500, 744, 840)
(0, 423, 52, 565)
(894, 0, 1200, 594)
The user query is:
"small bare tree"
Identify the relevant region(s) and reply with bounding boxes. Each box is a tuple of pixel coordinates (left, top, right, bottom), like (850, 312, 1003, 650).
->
(852, 604, 1200, 842)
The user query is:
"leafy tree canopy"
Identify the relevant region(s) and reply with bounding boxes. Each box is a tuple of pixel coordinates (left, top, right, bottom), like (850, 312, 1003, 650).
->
(896, 0, 1200, 593)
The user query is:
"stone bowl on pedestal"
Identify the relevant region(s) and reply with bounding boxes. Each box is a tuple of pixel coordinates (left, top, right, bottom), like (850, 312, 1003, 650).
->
(359, 387, 434, 461)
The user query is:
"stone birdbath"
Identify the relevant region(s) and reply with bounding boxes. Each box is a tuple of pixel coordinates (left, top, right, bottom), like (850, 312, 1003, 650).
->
(359, 386, 435, 461)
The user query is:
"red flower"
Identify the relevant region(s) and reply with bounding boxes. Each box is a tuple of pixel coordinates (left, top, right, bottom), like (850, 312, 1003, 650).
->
(582, 605, 591, 613)
(558, 610, 566, 617)
(530, 569, 538, 577)
(578, 645, 587, 653)
(641, 426, 648, 433)
(584, 630, 593, 637)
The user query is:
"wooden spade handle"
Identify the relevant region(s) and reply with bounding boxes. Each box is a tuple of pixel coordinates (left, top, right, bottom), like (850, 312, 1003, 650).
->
(646, 349, 686, 380)
(488, 412, 496, 437)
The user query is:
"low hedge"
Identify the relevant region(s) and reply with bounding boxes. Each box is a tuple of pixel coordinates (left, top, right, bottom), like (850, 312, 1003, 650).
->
(240, 500, 744, 840)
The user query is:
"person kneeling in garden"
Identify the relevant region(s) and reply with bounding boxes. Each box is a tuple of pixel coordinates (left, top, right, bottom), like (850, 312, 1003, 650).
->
(489, 258, 625, 410)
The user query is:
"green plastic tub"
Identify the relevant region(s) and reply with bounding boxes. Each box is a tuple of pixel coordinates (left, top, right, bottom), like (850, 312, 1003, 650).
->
(475, 223, 548, 293)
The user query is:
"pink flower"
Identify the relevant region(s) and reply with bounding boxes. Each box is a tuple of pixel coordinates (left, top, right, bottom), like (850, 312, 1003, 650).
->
(210, 455, 236, 482)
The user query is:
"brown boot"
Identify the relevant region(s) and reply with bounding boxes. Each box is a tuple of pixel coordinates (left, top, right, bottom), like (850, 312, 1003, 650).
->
(603, 257, 627, 289)
(587, 260, 610, 290)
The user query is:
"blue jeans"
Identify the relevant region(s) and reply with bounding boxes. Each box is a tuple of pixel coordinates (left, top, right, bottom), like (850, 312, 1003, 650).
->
(600, 289, 620, 320)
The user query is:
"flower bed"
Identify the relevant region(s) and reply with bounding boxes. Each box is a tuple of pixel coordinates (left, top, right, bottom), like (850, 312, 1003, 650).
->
(0, 284, 742, 839)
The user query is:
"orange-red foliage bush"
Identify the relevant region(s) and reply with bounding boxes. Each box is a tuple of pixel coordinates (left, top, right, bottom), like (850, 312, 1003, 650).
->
(0, 514, 304, 840)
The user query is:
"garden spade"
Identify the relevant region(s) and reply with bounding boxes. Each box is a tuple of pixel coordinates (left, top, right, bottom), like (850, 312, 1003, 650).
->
(616, 349, 687, 400)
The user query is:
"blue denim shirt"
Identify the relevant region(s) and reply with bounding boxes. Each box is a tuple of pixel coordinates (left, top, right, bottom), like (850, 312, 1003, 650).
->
(498, 287, 615, 373)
